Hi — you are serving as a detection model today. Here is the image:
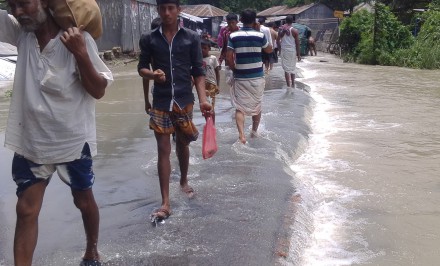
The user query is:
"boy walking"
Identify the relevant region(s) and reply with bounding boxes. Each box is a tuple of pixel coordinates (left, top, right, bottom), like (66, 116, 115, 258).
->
(138, 0, 212, 220)
(201, 39, 220, 112)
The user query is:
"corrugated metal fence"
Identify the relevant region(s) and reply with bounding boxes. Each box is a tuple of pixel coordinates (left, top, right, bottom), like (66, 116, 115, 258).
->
(297, 17, 340, 54)
(96, 0, 157, 52)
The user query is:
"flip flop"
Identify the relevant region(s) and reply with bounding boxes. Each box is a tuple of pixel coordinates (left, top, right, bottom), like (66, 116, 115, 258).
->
(80, 259, 101, 266)
(151, 208, 171, 221)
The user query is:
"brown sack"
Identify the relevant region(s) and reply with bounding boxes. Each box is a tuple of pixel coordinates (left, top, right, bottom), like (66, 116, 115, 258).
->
(48, 0, 103, 39)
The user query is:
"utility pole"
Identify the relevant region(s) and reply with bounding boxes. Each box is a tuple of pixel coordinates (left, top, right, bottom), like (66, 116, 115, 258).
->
(372, 1, 379, 65)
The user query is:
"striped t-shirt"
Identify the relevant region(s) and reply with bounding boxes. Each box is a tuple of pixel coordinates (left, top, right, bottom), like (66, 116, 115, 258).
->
(227, 27, 269, 79)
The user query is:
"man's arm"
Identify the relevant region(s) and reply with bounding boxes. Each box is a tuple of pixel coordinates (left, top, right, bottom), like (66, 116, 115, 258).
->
(0, 10, 21, 45)
(213, 56, 220, 86)
(142, 78, 152, 114)
(262, 35, 273, 54)
(217, 27, 224, 48)
(61, 27, 108, 99)
(138, 33, 166, 83)
(276, 34, 282, 55)
(263, 44, 273, 54)
(193, 75, 212, 116)
(225, 48, 235, 71)
(292, 28, 301, 61)
(215, 66, 220, 87)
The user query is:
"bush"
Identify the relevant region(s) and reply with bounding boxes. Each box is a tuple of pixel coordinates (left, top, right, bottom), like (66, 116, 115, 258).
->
(339, 10, 373, 56)
(393, 3, 440, 69)
(338, 3, 414, 65)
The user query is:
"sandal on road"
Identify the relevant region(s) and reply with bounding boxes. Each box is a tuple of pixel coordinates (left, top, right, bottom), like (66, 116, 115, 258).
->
(151, 208, 171, 221)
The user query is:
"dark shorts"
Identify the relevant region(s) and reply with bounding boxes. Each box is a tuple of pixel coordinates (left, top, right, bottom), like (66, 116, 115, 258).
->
(149, 103, 199, 144)
(262, 51, 277, 64)
(271, 51, 278, 63)
(12, 143, 95, 196)
(262, 51, 271, 63)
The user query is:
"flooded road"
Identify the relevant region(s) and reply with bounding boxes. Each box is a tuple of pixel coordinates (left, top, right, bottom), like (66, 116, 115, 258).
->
(1, 61, 306, 265)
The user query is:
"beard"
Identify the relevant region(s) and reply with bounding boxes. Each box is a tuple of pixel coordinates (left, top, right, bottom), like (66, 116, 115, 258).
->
(18, 3, 47, 32)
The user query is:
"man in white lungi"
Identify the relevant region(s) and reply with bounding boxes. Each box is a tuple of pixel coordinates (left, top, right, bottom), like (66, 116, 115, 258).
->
(276, 15, 301, 89)
(226, 8, 272, 144)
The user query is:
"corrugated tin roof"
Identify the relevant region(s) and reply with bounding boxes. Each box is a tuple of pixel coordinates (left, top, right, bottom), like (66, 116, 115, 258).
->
(181, 4, 228, 18)
(180, 12, 204, 23)
(257, 3, 317, 17)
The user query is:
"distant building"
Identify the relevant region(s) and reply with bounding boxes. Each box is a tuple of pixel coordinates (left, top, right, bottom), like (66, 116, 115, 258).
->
(180, 11, 204, 33)
(259, 3, 340, 55)
(94, 1, 227, 53)
(258, 3, 334, 24)
(181, 4, 228, 38)
(352, 1, 376, 13)
(258, 3, 337, 35)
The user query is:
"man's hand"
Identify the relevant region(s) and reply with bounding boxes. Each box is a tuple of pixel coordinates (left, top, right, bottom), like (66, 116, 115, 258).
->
(145, 100, 152, 114)
(153, 69, 166, 83)
(199, 101, 213, 117)
(60, 26, 87, 57)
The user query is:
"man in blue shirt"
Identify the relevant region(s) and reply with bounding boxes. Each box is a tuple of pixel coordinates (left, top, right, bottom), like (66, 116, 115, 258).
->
(138, 0, 212, 220)
(226, 9, 272, 144)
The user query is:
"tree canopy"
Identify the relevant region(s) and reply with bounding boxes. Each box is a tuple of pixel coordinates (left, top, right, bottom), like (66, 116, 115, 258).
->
(0, 0, 7, 10)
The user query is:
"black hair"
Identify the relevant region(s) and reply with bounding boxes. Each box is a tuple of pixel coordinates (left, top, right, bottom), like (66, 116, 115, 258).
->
(240, 9, 256, 25)
(201, 38, 211, 47)
(286, 15, 294, 24)
(258, 17, 266, 24)
(226, 13, 238, 22)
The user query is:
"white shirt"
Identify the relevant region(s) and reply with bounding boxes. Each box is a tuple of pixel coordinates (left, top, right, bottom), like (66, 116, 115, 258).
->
(202, 55, 219, 85)
(280, 26, 297, 50)
(0, 11, 113, 164)
(259, 25, 273, 48)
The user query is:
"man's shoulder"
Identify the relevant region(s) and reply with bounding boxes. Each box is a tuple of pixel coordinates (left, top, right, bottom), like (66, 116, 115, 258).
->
(140, 31, 152, 42)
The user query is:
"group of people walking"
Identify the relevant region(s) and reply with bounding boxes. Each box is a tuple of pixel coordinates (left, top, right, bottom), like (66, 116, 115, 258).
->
(0, 0, 305, 265)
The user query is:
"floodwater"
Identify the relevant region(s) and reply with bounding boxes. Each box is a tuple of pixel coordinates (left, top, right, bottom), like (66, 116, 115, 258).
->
(1, 53, 440, 265)
(287, 55, 440, 266)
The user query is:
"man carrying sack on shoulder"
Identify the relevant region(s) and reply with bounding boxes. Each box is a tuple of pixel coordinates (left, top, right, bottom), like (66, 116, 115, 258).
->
(0, 0, 112, 265)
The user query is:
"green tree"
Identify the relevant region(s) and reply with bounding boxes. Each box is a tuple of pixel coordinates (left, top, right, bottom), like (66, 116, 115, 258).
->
(378, 0, 432, 23)
(393, 0, 440, 68)
(0, 0, 7, 10)
(338, 9, 374, 62)
(339, 3, 413, 65)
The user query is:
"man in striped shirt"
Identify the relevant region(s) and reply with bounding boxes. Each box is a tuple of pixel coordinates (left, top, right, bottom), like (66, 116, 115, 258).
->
(226, 8, 272, 144)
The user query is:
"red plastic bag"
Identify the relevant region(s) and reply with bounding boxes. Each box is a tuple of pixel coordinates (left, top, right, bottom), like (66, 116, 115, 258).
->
(202, 116, 218, 159)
